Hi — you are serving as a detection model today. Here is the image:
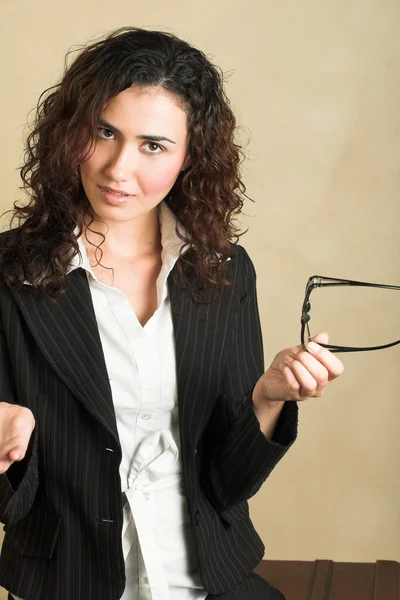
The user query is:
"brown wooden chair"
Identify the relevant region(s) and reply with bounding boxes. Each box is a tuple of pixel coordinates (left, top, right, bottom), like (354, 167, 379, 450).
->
(254, 559, 400, 600)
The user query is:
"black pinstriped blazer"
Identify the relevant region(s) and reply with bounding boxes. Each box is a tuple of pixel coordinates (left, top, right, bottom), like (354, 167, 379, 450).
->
(0, 233, 298, 600)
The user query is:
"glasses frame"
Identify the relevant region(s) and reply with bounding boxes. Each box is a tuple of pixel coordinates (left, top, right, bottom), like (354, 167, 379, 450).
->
(301, 275, 400, 353)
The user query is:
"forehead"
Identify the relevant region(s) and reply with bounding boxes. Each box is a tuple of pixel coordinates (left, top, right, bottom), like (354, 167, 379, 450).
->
(100, 86, 189, 138)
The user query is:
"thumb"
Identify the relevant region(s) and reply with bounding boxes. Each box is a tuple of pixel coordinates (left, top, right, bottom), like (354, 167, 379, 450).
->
(9, 445, 27, 462)
(311, 331, 329, 345)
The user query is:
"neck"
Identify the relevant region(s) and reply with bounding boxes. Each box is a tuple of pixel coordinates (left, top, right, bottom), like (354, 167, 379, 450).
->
(82, 207, 162, 261)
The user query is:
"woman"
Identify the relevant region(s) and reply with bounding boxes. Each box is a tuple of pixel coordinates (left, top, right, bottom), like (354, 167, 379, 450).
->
(0, 27, 344, 600)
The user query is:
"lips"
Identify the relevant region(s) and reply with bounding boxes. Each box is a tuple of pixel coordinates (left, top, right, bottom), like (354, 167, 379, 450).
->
(98, 185, 132, 197)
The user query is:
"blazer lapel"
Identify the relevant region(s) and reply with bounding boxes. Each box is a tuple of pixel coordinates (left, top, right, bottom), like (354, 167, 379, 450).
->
(168, 253, 237, 449)
(12, 268, 119, 443)
(11, 252, 235, 450)
(168, 264, 207, 451)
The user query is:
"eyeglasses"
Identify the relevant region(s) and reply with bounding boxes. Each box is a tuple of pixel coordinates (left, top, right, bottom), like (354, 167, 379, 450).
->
(301, 275, 400, 353)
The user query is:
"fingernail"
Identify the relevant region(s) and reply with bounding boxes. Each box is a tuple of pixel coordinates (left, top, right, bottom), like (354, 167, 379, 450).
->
(307, 341, 319, 352)
(290, 347, 300, 355)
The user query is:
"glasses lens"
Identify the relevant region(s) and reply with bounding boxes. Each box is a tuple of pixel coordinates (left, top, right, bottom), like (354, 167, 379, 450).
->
(307, 285, 399, 348)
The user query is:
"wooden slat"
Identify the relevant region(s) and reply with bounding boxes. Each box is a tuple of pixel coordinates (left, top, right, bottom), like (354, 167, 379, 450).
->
(309, 560, 332, 600)
(329, 563, 375, 600)
(373, 560, 400, 600)
(254, 560, 315, 600)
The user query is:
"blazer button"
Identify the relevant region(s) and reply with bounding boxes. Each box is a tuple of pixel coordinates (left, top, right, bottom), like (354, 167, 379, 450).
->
(195, 511, 200, 526)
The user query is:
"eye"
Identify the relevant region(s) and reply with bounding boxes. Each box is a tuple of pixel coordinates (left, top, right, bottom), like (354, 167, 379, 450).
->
(143, 142, 165, 155)
(97, 127, 115, 140)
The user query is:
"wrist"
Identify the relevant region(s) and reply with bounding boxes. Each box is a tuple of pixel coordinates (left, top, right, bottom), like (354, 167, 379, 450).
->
(252, 377, 281, 410)
(252, 378, 285, 438)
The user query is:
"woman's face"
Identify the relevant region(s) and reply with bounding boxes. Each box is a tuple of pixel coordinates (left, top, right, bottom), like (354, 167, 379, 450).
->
(79, 86, 189, 224)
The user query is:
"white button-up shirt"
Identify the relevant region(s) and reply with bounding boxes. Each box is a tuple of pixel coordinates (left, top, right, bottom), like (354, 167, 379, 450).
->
(15, 200, 207, 600)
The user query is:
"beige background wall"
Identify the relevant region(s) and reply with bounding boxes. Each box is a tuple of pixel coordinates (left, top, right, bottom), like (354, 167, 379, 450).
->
(0, 0, 399, 596)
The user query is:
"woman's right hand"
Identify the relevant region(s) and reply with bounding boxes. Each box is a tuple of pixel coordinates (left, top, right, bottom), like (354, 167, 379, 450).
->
(0, 402, 35, 474)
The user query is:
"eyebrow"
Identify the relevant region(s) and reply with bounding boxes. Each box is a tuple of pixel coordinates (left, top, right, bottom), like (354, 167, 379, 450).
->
(98, 119, 176, 144)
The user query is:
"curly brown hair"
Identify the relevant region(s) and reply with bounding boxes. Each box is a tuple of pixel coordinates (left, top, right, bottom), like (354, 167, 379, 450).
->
(1, 26, 253, 302)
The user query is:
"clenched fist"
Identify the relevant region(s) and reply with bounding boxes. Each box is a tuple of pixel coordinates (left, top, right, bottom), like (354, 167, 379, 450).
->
(0, 402, 35, 475)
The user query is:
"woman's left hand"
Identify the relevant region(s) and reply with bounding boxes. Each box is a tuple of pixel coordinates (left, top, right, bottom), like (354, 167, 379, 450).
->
(258, 332, 344, 404)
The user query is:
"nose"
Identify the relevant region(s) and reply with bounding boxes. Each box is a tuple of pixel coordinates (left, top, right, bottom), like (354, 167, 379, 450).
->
(104, 143, 137, 182)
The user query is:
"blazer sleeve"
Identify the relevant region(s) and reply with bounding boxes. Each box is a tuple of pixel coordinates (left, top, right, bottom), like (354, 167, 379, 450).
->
(0, 296, 39, 526)
(201, 246, 298, 512)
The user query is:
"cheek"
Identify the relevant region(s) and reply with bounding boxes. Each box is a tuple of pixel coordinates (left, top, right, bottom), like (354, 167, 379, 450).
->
(79, 157, 95, 184)
(79, 162, 89, 182)
(79, 145, 103, 182)
(140, 159, 183, 195)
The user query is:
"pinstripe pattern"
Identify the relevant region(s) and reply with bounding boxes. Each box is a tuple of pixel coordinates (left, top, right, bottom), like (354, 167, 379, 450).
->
(0, 234, 298, 599)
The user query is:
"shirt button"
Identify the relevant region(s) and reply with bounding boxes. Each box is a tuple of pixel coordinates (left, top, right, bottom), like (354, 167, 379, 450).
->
(195, 511, 200, 526)
(143, 492, 149, 500)
(143, 576, 149, 584)
(141, 414, 151, 420)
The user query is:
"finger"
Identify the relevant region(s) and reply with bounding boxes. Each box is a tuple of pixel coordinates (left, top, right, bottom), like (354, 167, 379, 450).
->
(306, 341, 344, 380)
(281, 364, 302, 400)
(286, 359, 319, 398)
(311, 332, 329, 346)
(0, 447, 20, 475)
(8, 445, 27, 461)
(281, 364, 301, 396)
(1, 436, 29, 462)
(286, 332, 329, 358)
(285, 349, 329, 396)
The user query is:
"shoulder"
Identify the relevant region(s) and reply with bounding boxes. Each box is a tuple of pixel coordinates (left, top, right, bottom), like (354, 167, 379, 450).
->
(224, 244, 259, 308)
(229, 243, 257, 281)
